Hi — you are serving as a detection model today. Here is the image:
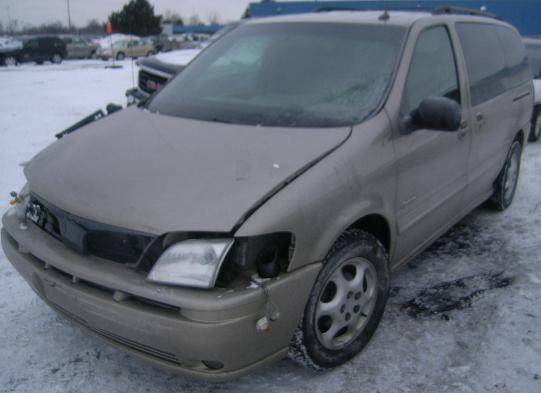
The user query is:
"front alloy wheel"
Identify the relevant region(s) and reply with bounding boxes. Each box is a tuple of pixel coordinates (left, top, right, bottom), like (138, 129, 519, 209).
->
(289, 229, 389, 369)
(315, 258, 378, 350)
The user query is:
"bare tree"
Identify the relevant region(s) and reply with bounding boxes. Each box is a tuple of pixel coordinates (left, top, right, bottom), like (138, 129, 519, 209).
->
(7, 19, 19, 34)
(207, 12, 221, 25)
(163, 9, 184, 25)
(188, 14, 202, 25)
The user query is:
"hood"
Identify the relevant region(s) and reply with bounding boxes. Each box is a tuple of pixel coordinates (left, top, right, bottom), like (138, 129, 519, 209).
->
(139, 57, 185, 75)
(25, 107, 350, 235)
(153, 48, 201, 67)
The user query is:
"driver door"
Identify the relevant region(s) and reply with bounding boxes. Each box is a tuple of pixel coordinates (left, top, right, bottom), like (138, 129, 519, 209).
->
(393, 25, 471, 262)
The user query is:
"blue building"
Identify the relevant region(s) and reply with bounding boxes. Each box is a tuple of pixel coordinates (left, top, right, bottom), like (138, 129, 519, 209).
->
(172, 24, 223, 35)
(246, 1, 541, 36)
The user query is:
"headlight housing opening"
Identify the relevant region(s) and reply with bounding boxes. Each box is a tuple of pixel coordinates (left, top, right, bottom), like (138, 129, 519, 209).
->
(145, 233, 294, 290)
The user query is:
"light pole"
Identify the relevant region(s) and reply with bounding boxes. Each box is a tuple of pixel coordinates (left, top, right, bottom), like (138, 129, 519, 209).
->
(67, 0, 72, 31)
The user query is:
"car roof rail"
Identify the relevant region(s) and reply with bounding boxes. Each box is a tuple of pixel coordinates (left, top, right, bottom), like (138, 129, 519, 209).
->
(432, 6, 501, 20)
(315, 5, 501, 21)
(315, 6, 362, 13)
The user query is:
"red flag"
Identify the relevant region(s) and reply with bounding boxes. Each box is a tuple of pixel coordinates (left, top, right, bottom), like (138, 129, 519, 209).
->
(106, 21, 113, 35)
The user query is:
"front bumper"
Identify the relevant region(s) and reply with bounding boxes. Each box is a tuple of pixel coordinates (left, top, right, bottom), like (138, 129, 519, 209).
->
(1, 209, 320, 380)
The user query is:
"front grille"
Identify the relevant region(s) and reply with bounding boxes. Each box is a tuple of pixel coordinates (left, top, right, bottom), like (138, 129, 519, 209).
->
(29, 194, 155, 266)
(138, 69, 168, 94)
(50, 301, 181, 365)
(93, 327, 181, 364)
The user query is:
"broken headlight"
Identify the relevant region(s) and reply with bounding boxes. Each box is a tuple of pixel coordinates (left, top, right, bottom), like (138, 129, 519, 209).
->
(147, 238, 234, 289)
(144, 233, 294, 290)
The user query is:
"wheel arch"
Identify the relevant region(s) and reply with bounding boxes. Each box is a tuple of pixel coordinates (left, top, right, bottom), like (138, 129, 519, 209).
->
(345, 214, 392, 254)
(515, 129, 525, 146)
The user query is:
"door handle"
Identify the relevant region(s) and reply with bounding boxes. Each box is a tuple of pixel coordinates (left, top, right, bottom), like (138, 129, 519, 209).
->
(458, 130, 467, 141)
(475, 113, 484, 122)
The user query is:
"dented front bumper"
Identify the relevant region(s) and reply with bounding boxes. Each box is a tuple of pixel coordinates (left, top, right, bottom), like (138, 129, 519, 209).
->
(1, 208, 320, 380)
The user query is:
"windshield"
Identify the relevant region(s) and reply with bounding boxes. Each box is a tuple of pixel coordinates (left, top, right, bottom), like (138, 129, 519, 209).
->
(147, 22, 406, 128)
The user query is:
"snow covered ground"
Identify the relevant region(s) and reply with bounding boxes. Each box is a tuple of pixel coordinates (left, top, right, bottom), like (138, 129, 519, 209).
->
(0, 60, 540, 393)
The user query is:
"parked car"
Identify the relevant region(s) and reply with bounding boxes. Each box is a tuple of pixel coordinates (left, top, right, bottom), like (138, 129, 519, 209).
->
(2, 8, 532, 380)
(63, 36, 99, 59)
(150, 35, 182, 53)
(126, 23, 241, 104)
(0, 36, 66, 65)
(523, 37, 541, 142)
(0, 37, 23, 66)
(98, 38, 155, 60)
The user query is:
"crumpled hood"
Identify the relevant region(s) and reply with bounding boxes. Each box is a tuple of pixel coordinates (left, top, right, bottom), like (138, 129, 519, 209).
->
(25, 107, 350, 234)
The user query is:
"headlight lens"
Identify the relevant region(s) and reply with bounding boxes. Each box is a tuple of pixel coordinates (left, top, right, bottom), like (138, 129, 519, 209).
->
(147, 239, 234, 289)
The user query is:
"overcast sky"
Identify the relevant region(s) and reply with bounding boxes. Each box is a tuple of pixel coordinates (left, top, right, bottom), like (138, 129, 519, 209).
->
(1, 0, 261, 27)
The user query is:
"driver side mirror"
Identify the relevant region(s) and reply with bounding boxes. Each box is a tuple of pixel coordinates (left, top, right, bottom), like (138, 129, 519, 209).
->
(401, 96, 462, 134)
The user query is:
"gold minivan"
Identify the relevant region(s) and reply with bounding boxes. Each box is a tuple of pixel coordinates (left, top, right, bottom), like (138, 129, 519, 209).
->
(2, 8, 533, 380)
(99, 38, 155, 60)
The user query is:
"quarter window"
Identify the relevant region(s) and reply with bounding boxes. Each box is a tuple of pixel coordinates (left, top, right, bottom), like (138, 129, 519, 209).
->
(401, 26, 460, 117)
(494, 25, 532, 89)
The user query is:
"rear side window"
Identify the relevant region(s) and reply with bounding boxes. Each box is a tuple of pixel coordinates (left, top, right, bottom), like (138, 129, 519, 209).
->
(457, 23, 531, 106)
(26, 39, 39, 50)
(495, 26, 531, 88)
(401, 26, 460, 117)
(525, 42, 541, 78)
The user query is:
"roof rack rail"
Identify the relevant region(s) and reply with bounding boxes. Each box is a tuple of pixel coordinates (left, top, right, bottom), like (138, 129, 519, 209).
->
(315, 6, 360, 13)
(432, 6, 501, 20)
(315, 5, 501, 20)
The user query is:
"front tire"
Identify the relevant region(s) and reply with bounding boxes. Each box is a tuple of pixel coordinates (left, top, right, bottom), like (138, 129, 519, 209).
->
(289, 229, 390, 369)
(529, 106, 541, 142)
(489, 140, 522, 211)
(116, 52, 126, 61)
(4, 56, 17, 66)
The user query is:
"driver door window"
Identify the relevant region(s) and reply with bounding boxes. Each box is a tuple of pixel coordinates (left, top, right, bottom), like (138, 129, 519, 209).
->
(401, 26, 461, 117)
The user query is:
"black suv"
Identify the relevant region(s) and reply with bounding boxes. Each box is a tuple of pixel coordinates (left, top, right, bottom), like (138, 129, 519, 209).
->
(1, 36, 67, 66)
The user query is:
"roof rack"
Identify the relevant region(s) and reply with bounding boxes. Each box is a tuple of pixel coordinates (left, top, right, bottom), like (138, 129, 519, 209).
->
(315, 5, 501, 21)
(432, 6, 501, 20)
(315, 6, 362, 13)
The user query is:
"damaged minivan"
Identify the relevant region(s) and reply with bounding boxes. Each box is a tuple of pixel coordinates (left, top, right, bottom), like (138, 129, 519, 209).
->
(1, 8, 532, 380)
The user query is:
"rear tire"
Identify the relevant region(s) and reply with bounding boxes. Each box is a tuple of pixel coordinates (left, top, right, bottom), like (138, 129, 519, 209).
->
(489, 140, 522, 211)
(529, 106, 541, 142)
(51, 53, 62, 64)
(289, 229, 390, 370)
(116, 52, 126, 61)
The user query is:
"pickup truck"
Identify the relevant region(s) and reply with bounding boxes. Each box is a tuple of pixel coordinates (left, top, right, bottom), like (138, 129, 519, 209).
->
(126, 23, 241, 104)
